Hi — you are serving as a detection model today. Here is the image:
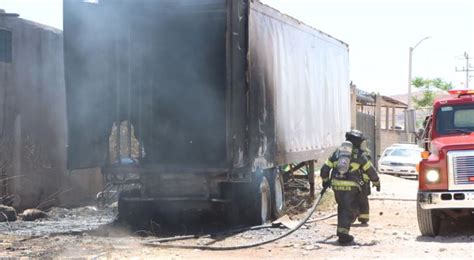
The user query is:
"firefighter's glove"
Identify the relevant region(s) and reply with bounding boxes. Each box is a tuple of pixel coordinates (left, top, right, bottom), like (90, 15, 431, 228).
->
(322, 178, 331, 189)
(372, 180, 381, 192)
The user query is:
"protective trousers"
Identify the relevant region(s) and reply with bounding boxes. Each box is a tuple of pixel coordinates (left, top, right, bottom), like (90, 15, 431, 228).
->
(334, 186, 359, 237)
(357, 181, 370, 223)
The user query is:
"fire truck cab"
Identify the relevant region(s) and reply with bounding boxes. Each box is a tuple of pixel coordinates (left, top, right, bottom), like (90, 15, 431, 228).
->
(418, 89, 474, 236)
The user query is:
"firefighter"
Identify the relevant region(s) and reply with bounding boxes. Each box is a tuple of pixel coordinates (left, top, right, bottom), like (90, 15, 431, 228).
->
(356, 145, 373, 225)
(320, 129, 381, 245)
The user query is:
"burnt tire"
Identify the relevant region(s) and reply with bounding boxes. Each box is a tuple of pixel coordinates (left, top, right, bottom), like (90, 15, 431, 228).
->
(417, 201, 441, 236)
(270, 169, 286, 219)
(244, 174, 272, 225)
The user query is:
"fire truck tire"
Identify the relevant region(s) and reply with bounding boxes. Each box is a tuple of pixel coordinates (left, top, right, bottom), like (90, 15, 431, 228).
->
(417, 201, 440, 236)
(244, 174, 272, 225)
(269, 169, 286, 219)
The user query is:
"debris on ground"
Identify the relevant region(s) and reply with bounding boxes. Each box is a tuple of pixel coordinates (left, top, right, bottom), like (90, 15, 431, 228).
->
(284, 177, 313, 216)
(0, 205, 17, 222)
(20, 209, 48, 221)
(0, 206, 115, 237)
(284, 176, 336, 217)
(0, 175, 473, 258)
(273, 215, 299, 229)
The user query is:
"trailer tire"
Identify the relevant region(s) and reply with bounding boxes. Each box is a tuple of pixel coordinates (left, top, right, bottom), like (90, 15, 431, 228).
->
(270, 169, 286, 219)
(417, 201, 440, 236)
(245, 174, 272, 225)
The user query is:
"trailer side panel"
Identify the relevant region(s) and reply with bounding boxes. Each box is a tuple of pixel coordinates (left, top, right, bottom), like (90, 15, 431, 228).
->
(248, 2, 350, 169)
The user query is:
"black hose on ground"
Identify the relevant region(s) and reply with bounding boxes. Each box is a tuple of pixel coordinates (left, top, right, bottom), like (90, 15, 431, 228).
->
(142, 187, 329, 250)
(144, 223, 276, 244)
(306, 212, 337, 224)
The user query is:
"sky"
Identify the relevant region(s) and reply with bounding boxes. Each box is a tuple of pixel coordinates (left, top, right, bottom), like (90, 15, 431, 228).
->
(0, 0, 473, 96)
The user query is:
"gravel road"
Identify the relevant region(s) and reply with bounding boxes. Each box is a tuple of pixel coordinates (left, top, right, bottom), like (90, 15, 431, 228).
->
(1, 174, 474, 259)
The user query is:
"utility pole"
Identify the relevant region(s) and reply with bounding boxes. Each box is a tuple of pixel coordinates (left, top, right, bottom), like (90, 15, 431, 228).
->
(408, 36, 431, 109)
(456, 52, 474, 88)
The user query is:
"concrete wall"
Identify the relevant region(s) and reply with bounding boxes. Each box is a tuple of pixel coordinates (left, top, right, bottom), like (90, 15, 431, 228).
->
(380, 129, 404, 155)
(0, 15, 103, 209)
(0, 15, 66, 209)
(0, 50, 15, 200)
(61, 168, 104, 207)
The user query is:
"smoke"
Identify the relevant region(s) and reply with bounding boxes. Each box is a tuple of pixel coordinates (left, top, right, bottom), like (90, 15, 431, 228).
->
(64, 0, 228, 168)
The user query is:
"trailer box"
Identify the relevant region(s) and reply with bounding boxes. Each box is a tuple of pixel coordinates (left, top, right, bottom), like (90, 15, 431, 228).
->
(64, 0, 350, 224)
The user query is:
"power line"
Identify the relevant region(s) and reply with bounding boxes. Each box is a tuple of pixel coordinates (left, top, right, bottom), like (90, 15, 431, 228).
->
(456, 52, 474, 88)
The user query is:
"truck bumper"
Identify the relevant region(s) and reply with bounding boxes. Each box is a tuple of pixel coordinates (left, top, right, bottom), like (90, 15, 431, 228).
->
(418, 191, 474, 209)
(378, 166, 418, 177)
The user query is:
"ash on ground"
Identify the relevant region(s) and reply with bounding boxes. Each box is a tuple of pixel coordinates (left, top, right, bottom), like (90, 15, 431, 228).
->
(0, 206, 116, 237)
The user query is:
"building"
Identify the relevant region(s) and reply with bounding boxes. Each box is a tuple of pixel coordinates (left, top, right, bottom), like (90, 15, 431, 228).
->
(0, 9, 66, 209)
(0, 10, 96, 210)
(350, 85, 411, 165)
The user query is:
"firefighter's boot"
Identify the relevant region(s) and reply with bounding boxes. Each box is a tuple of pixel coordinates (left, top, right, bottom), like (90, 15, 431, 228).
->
(337, 233, 354, 245)
(358, 214, 369, 226)
(359, 218, 369, 226)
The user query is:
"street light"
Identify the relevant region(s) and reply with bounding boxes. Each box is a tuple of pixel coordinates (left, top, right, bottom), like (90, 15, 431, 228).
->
(408, 36, 431, 109)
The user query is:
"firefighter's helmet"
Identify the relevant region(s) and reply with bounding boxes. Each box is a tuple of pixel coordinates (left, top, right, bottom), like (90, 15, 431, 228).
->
(345, 129, 366, 149)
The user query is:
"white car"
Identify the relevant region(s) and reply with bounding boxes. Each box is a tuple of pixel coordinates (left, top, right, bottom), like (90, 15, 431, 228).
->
(377, 145, 424, 179)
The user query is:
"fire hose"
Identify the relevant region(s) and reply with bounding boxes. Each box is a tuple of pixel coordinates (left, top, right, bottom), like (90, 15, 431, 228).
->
(142, 186, 330, 250)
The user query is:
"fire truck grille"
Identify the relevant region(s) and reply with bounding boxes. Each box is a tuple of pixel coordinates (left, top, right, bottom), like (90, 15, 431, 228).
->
(452, 153, 474, 185)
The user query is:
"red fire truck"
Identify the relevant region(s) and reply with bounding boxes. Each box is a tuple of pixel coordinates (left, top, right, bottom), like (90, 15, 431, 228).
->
(417, 89, 474, 236)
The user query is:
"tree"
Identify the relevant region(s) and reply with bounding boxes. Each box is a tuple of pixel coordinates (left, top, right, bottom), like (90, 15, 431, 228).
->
(411, 77, 454, 108)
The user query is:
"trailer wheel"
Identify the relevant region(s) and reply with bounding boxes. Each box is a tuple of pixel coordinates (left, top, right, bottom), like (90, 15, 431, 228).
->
(270, 169, 286, 219)
(245, 174, 272, 225)
(417, 201, 441, 236)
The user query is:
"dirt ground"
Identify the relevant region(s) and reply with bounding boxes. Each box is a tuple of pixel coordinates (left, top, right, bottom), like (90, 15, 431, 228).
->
(1, 174, 474, 259)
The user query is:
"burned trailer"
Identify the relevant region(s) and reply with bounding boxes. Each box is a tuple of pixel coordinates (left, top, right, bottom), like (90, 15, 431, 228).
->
(63, 0, 350, 224)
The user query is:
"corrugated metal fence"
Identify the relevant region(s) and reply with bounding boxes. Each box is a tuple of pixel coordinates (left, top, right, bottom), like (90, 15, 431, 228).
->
(356, 112, 376, 160)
